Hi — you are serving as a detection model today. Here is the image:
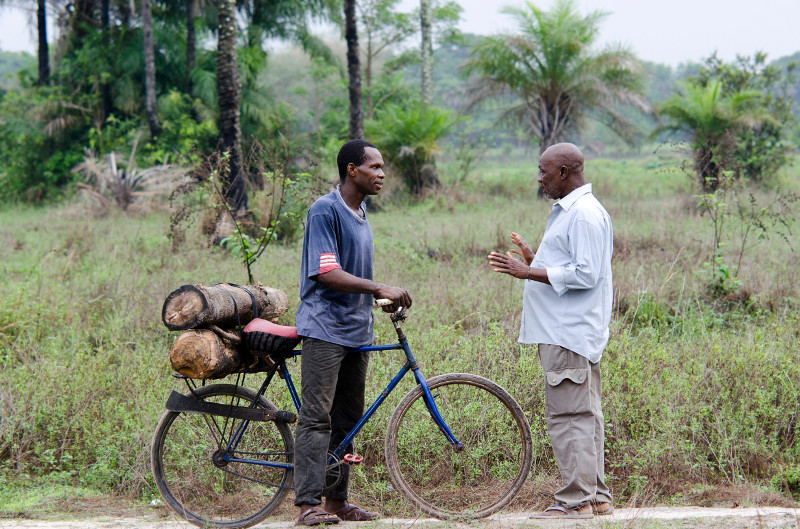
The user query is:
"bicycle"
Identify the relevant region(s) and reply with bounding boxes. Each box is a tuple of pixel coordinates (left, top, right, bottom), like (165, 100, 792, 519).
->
(151, 302, 533, 529)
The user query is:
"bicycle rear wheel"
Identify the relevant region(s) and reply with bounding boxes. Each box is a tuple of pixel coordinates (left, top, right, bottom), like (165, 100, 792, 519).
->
(385, 373, 532, 519)
(151, 384, 293, 529)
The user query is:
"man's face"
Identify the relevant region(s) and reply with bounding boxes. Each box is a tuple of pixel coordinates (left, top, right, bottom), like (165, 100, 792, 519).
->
(349, 147, 386, 196)
(537, 154, 563, 200)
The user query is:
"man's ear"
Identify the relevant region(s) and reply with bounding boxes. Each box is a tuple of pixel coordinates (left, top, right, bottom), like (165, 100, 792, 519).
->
(560, 165, 568, 179)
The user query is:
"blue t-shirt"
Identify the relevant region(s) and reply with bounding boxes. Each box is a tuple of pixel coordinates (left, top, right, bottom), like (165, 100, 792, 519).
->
(296, 187, 375, 347)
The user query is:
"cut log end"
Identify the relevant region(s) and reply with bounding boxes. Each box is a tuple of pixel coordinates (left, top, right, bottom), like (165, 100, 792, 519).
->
(163, 286, 206, 330)
(169, 329, 242, 380)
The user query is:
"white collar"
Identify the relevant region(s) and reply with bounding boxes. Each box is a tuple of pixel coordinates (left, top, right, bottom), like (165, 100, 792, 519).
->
(554, 183, 592, 211)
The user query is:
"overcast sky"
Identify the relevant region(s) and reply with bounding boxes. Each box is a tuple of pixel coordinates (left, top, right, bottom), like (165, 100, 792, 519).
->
(2, 0, 799, 66)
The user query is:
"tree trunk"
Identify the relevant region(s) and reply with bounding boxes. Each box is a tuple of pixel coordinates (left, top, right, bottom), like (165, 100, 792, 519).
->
(344, 0, 364, 140)
(169, 329, 246, 379)
(72, 0, 94, 37)
(119, 1, 130, 27)
(142, 0, 161, 137)
(420, 0, 433, 107)
(536, 129, 559, 198)
(246, 0, 265, 49)
(162, 283, 290, 331)
(419, 159, 440, 191)
(217, 0, 247, 212)
(100, 0, 112, 122)
(186, 0, 196, 94)
(36, 0, 49, 86)
(365, 32, 374, 119)
(697, 145, 720, 193)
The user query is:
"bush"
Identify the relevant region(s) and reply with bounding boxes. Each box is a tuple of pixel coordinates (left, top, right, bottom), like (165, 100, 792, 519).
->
(367, 100, 459, 195)
(773, 466, 800, 500)
(0, 90, 85, 202)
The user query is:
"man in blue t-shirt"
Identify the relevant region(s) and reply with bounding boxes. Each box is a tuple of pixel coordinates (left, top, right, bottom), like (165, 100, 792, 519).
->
(294, 139, 412, 526)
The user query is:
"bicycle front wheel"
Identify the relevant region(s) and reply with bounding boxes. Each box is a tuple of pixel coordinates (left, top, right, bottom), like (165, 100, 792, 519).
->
(385, 373, 532, 519)
(151, 384, 294, 529)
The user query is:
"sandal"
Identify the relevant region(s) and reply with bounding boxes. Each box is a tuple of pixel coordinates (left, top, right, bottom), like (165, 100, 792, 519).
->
(529, 502, 594, 519)
(297, 506, 341, 526)
(335, 503, 380, 521)
(593, 501, 614, 515)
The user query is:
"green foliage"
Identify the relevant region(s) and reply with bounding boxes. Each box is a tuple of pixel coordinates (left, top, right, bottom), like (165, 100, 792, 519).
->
(450, 131, 489, 184)
(694, 172, 798, 301)
(606, 316, 800, 497)
(366, 100, 458, 194)
(699, 53, 797, 183)
(0, 22, 215, 203)
(0, 88, 86, 202)
(145, 90, 218, 165)
(773, 466, 800, 500)
(658, 80, 764, 192)
(464, 0, 650, 152)
(1, 154, 800, 512)
(659, 53, 796, 191)
(170, 140, 322, 284)
(702, 254, 743, 300)
(0, 50, 35, 92)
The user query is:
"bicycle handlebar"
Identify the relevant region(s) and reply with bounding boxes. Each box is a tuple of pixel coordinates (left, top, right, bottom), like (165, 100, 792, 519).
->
(374, 298, 407, 323)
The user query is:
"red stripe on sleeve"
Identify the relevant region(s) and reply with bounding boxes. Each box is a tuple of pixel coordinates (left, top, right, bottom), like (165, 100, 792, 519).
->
(319, 253, 341, 274)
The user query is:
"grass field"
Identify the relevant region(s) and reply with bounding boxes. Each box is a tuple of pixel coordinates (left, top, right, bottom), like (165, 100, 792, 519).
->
(1, 146, 799, 516)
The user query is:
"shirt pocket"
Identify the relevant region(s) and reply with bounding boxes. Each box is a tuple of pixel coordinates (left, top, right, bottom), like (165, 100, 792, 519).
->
(544, 368, 591, 416)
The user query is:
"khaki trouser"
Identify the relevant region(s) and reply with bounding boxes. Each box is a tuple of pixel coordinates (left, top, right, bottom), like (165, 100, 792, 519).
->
(538, 343, 612, 508)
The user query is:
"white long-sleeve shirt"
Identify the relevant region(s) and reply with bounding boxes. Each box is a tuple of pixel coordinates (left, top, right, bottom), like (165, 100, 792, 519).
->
(519, 184, 614, 363)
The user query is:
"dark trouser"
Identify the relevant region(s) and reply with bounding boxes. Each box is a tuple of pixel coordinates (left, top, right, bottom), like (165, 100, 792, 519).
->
(538, 344, 611, 509)
(294, 337, 369, 506)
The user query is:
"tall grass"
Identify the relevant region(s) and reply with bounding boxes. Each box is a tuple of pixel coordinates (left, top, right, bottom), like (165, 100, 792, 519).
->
(1, 150, 798, 513)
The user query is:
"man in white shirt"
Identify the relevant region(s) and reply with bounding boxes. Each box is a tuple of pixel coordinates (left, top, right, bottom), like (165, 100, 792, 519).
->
(488, 143, 614, 519)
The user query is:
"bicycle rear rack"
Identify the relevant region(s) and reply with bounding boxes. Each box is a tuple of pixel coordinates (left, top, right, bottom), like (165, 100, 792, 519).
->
(165, 390, 297, 423)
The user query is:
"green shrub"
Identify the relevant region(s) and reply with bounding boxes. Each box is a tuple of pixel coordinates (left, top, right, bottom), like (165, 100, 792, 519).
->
(772, 466, 800, 500)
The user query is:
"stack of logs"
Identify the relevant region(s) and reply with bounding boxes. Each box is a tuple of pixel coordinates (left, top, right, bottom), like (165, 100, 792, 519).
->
(162, 283, 290, 379)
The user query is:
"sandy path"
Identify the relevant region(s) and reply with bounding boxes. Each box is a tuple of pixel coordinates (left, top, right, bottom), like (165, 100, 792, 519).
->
(1, 506, 798, 529)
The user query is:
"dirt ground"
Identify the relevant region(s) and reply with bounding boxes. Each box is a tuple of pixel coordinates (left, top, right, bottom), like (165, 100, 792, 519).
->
(1, 506, 798, 529)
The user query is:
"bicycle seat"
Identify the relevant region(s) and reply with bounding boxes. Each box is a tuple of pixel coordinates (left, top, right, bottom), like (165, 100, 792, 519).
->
(243, 318, 301, 358)
(243, 318, 299, 338)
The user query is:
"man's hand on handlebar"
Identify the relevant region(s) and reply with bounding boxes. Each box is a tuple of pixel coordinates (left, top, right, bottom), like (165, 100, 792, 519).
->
(375, 286, 412, 313)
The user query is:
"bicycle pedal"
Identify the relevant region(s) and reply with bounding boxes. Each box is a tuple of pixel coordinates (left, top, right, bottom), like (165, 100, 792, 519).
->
(344, 453, 363, 465)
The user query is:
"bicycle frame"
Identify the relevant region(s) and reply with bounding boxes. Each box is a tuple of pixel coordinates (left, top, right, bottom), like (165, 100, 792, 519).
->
(217, 312, 463, 473)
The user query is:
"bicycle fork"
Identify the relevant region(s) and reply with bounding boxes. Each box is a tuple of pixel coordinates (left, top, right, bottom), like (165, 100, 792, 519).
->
(412, 369, 465, 452)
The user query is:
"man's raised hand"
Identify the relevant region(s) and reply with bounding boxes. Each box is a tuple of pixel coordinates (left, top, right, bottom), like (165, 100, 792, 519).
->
(510, 232, 535, 265)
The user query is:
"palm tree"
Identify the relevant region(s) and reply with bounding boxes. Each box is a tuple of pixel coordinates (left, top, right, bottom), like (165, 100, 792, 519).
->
(658, 79, 763, 192)
(2, 0, 51, 85)
(366, 100, 455, 193)
(464, 0, 649, 155)
(185, 0, 197, 93)
(142, 0, 161, 137)
(216, 0, 246, 212)
(36, 0, 49, 85)
(345, 0, 364, 139)
(419, 0, 432, 106)
(100, 0, 112, 119)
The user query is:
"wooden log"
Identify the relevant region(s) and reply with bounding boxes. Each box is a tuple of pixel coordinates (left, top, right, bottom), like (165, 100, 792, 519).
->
(169, 328, 272, 379)
(162, 283, 289, 331)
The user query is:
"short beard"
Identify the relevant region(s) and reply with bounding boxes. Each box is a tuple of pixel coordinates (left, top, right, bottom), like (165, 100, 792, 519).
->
(540, 186, 556, 200)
